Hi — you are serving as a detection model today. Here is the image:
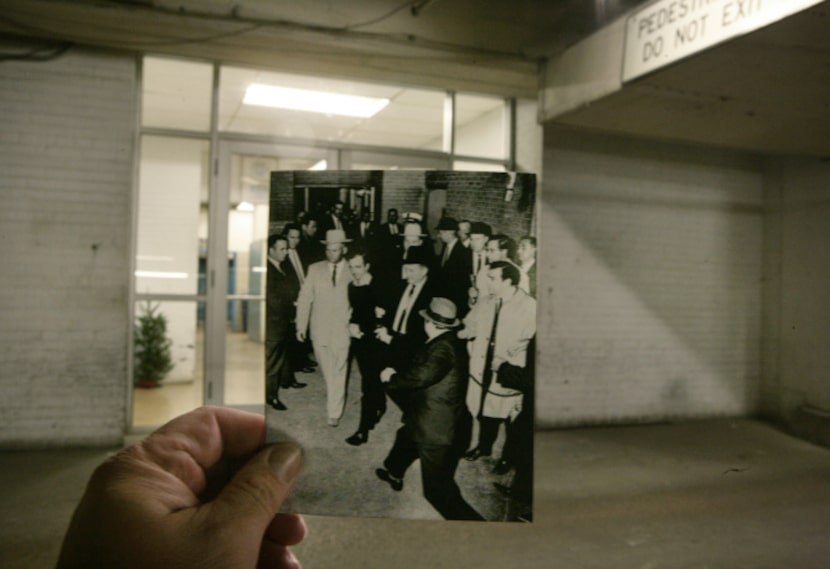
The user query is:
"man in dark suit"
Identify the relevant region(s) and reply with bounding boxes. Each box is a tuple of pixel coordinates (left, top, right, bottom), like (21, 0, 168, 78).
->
(374, 297, 483, 521)
(282, 223, 313, 380)
(435, 216, 473, 318)
(297, 216, 324, 266)
(375, 208, 403, 280)
(517, 235, 537, 299)
(318, 200, 347, 234)
(265, 234, 300, 410)
(355, 209, 377, 240)
(374, 246, 438, 372)
(380, 208, 402, 238)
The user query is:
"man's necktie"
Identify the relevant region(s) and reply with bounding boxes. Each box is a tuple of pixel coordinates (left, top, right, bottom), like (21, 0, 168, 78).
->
(393, 284, 416, 333)
(331, 263, 337, 286)
(442, 244, 450, 267)
(478, 298, 502, 418)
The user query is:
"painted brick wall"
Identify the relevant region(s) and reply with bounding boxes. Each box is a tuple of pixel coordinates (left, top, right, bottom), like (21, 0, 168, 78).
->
(762, 158, 830, 423)
(539, 128, 764, 426)
(0, 42, 135, 447)
(379, 170, 426, 217)
(437, 171, 536, 240)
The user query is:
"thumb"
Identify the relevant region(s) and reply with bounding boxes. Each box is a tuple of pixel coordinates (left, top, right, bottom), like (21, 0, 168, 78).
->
(206, 442, 303, 537)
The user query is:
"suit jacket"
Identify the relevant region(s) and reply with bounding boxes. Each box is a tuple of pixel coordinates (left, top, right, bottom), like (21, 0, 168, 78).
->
(435, 240, 473, 316)
(355, 220, 378, 241)
(266, 261, 298, 342)
(297, 236, 324, 268)
(295, 258, 351, 349)
(318, 213, 346, 234)
(378, 276, 438, 368)
(380, 222, 403, 238)
(520, 261, 537, 299)
(385, 331, 469, 446)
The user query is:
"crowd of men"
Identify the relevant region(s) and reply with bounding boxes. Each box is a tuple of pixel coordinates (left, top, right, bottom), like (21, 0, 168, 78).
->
(266, 201, 537, 520)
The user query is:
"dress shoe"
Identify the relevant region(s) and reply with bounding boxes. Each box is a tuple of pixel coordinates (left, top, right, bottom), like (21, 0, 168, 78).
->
(375, 468, 403, 491)
(492, 459, 512, 475)
(463, 447, 490, 461)
(327, 417, 339, 427)
(345, 432, 368, 446)
(268, 398, 287, 411)
(299, 366, 316, 373)
(287, 381, 307, 389)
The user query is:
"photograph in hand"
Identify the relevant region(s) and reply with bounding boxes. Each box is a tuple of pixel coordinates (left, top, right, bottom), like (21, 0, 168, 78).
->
(264, 170, 537, 522)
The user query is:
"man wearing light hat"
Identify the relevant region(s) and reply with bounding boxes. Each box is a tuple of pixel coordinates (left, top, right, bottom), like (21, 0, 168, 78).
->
(374, 297, 483, 521)
(296, 229, 352, 427)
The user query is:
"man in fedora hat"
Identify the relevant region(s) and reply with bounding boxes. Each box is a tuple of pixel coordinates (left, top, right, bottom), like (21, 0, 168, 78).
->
(375, 297, 483, 521)
(435, 216, 473, 318)
(375, 244, 438, 373)
(400, 220, 435, 270)
(296, 229, 352, 427)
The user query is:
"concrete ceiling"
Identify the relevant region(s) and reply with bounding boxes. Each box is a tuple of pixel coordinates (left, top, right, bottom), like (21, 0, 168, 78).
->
(546, 2, 830, 158)
(0, 0, 646, 98)
(2, 0, 828, 157)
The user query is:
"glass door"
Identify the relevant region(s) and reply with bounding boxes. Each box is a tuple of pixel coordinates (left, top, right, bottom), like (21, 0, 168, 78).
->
(208, 141, 332, 412)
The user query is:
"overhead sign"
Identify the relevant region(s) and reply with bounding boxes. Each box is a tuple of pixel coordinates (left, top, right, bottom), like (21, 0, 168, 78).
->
(623, 0, 824, 81)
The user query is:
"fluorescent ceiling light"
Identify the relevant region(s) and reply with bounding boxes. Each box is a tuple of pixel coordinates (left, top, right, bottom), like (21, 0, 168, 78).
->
(309, 160, 327, 171)
(244, 84, 389, 118)
(135, 270, 188, 279)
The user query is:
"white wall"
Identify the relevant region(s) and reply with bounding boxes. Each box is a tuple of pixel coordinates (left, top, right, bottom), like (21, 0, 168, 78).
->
(762, 158, 830, 421)
(538, 128, 764, 426)
(0, 42, 135, 446)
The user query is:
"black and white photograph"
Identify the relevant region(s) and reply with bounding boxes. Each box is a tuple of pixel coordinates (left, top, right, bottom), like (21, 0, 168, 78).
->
(264, 170, 537, 522)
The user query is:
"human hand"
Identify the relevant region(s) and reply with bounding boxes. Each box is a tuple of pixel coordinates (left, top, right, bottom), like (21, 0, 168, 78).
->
(374, 306, 386, 319)
(380, 367, 396, 383)
(374, 326, 392, 344)
(56, 406, 305, 569)
(296, 330, 306, 343)
(349, 323, 363, 339)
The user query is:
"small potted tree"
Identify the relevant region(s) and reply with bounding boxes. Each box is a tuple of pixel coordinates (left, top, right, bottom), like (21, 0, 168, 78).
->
(134, 301, 174, 388)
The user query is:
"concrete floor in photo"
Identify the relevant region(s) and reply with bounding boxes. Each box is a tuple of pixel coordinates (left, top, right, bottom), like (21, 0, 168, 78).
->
(3, 416, 830, 568)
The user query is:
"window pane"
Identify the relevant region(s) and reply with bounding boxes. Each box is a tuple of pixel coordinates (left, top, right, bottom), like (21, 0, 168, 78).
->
(142, 56, 212, 132)
(219, 66, 444, 150)
(132, 300, 204, 427)
(225, 299, 265, 406)
(136, 136, 208, 295)
(455, 93, 506, 159)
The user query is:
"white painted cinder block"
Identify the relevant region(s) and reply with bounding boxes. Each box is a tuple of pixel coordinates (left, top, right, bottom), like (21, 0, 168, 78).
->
(537, 130, 764, 426)
(0, 42, 135, 447)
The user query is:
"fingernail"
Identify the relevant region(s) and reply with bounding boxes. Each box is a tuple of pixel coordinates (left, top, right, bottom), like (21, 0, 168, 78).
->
(268, 442, 303, 483)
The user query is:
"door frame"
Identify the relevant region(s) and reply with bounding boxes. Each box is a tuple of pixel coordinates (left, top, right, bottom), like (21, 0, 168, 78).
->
(205, 140, 334, 410)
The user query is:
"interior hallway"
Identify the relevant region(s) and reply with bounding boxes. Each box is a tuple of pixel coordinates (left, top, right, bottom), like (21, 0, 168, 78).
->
(3, 417, 830, 568)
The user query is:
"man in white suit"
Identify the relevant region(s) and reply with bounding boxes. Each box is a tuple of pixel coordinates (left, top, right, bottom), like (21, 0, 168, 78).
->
(296, 229, 352, 427)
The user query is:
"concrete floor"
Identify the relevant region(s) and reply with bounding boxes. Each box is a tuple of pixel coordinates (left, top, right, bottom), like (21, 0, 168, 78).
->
(2, 418, 830, 568)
